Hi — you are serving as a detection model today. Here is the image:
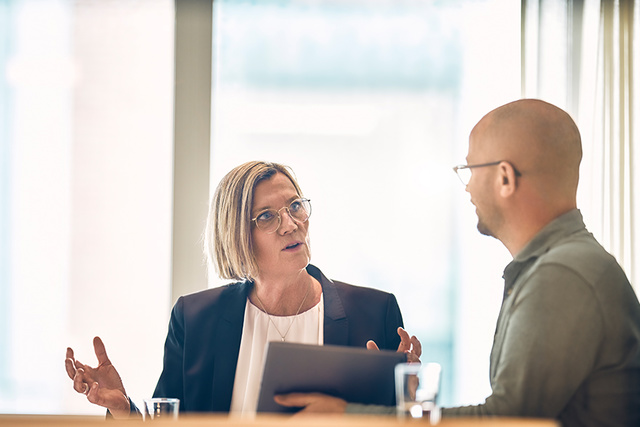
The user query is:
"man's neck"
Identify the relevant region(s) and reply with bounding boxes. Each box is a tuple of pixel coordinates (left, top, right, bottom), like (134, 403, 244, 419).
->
(502, 205, 576, 257)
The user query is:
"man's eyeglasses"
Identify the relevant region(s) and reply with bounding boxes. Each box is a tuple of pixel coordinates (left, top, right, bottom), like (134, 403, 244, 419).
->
(251, 198, 312, 234)
(452, 160, 522, 186)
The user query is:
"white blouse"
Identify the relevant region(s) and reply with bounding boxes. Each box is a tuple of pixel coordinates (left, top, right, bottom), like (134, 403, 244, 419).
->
(229, 294, 324, 415)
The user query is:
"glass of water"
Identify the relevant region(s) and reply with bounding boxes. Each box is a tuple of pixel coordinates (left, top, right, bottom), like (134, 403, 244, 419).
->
(143, 397, 180, 421)
(395, 362, 441, 424)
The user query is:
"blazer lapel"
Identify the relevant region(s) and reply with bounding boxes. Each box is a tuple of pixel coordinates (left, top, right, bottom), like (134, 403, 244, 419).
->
(209, 266, 346, 411)
(307, 264, 348, 346)
(210, 281, 252, 412)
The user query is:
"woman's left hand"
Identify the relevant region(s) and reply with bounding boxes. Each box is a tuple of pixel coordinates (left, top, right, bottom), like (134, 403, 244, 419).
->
(366, 327, 422, 363)
(275, 328, 421, 414)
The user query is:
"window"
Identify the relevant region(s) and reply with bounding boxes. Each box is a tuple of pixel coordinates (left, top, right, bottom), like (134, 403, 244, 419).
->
(1, 0, 523, 414)
(210, 0, 520, 406)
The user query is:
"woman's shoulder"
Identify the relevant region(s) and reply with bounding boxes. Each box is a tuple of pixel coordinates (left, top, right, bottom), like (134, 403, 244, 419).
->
(310, 264, 395, 298)
(324, 277, 402, 322)
(176, 280, 252, 310)
(330, 279, 395, 298)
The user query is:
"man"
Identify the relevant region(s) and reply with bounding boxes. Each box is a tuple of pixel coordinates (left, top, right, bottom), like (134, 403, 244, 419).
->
(277, 99, 640, 426)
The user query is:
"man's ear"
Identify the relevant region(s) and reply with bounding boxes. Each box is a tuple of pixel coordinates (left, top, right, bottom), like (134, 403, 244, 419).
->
(498, 162, 517, 198)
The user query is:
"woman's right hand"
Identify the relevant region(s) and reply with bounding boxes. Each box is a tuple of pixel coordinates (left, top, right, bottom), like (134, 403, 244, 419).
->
(65, 336, 131, 418)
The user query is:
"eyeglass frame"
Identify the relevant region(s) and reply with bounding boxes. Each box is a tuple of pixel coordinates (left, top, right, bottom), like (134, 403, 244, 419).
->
(452, 160, 522, 186)
(251, 198, 312, 234)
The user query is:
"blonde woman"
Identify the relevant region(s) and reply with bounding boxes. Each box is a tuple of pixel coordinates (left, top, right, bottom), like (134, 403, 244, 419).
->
(65, 161, 419, 416)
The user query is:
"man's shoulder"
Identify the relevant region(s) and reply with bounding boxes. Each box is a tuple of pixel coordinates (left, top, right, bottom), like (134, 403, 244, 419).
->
(542, 229, 614, 269)
(537, 230, 630, 291)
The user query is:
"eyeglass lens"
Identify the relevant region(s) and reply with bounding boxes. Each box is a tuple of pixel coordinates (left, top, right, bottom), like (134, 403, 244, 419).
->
(456, 167, 471, 185)
(254, 199, 311, 233)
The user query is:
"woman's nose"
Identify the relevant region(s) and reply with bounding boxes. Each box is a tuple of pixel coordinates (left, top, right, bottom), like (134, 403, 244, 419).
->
(278, 209, 298, 234)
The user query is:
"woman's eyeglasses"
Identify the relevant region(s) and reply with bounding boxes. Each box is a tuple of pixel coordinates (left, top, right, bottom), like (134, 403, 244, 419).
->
(251, 198, 312, 234)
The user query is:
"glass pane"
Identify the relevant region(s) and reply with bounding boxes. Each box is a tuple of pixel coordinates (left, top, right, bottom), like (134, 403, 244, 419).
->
(211, 0, 520, 407)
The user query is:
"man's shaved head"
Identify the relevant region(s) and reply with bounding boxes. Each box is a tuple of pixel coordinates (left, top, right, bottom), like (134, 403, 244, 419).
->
(471, 99, 582, 200)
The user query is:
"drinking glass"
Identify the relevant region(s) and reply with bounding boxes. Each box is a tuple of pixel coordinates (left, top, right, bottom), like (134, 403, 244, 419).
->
(395, 362, 441, 424)
(143, 398, 180, 421)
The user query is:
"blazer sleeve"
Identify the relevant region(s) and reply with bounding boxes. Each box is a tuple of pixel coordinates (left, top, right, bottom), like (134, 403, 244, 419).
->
(152, 296, 186, 405)
(383, 293, 404, 350)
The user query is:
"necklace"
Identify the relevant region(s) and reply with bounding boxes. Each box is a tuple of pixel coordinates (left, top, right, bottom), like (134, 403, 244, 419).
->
(253, 280, 312, 342)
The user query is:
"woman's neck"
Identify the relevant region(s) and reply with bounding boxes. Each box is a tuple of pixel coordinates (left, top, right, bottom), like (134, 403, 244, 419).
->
(251, 270, 321, 316)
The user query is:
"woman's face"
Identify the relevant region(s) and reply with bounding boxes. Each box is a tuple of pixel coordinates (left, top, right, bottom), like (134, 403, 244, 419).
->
(250, 172, 311, 280)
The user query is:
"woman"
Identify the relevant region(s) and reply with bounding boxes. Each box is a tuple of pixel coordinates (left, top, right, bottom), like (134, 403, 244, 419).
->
(65, 161, 419, 416)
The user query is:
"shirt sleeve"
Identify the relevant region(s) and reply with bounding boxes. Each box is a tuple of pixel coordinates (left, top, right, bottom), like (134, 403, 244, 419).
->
(443, 263, 604, 417)
(345, 403, 396, 415)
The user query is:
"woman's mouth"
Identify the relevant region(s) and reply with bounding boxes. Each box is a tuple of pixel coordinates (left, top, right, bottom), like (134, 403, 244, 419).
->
(283, 242, 302, 251)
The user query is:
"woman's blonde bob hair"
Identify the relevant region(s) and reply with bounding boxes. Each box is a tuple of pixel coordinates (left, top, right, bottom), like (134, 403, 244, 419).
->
(204, 161, 304, 281)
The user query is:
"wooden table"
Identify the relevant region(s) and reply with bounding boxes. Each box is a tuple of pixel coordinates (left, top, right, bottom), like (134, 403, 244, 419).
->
(0, 414, 560, 427)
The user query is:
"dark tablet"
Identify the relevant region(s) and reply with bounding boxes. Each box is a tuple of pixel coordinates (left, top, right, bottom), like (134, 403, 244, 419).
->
(256, 341, 406, 413)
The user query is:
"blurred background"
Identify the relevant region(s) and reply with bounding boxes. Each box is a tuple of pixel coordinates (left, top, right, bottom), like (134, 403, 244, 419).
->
(0, 0, 638, 415)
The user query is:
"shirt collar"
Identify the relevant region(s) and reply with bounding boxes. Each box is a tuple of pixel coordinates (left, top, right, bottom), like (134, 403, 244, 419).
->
(513, 209, 585, 262)
(501, 209, 585, 296)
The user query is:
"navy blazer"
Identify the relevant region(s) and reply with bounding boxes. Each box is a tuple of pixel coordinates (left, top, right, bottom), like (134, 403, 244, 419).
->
(151, 264, 404, 413)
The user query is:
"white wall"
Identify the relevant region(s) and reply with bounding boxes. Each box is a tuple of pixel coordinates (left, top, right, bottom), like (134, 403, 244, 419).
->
(1, 0, 174, 414)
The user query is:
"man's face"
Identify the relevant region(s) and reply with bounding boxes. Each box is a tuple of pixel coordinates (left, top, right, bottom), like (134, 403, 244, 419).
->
(465, 132, 503, 238)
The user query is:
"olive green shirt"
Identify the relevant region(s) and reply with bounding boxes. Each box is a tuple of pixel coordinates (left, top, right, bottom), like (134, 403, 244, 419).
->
(442, 209, 640, 426)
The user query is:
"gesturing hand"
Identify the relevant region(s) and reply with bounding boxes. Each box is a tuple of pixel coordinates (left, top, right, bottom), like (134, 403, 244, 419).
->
(366, 327, 422, 363)
(64, 336, 131, 418)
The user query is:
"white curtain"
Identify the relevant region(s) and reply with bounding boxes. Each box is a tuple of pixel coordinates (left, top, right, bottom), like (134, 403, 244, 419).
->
(522, 0, 639, 289)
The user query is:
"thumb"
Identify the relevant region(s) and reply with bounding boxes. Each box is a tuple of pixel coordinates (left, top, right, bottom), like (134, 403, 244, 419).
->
(396, 327, 412, 353)
(93, 336, 110, 365)
(366, 340, 380, 351)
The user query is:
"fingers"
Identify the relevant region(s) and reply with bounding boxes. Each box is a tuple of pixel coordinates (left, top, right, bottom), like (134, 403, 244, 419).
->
(65, 358, 78, 380)
(74, 359, 86, 371)
(368, 329, 421, 360)
(68, 340, 111, 403)
(67, 346, 91, 395)
(65, 348, 77, 380)
(93, 336, 110, 366)
(366, 340, 380, 351)
(274, 393, 314, 407)
(411, 335, 422, 358)
(397, 327, 422, 359)
(86, 382, 99, 401)
(275, 393, 347, 414)
(67, 346, 87, 371)
(406, 352, 421, 364)
(73, 368, 90, 394)
(397, 327, 412, 353)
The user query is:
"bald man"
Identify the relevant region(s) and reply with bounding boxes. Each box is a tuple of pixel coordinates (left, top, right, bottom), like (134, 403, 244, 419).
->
(276, 99, 640, 426)
(441, 99, 640, 425)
